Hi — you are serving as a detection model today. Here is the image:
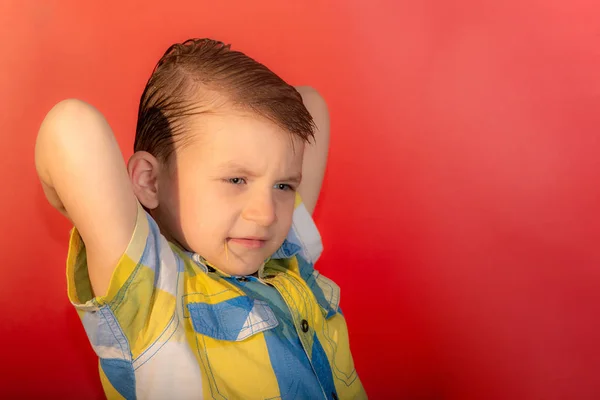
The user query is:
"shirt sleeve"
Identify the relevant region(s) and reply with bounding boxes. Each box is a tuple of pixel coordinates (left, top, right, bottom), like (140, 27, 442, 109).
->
(66, 200, 181, 363)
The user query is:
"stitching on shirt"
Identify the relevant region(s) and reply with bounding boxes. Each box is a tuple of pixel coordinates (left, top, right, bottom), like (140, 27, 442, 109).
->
(109, 240, 179, 366)
(181, 289, 235, 320)
(134, 313, 178, 371)
(321, 320, 354, 381)
(319, 316, 357, 385)
(109, 217, 159, 312)
(272, 273, 316, 338)
(274, 271, 357, 387)
(110, 216, 162, 313)
(232, 282, 296, 399)
(314, 272, 340, 316)
(237, 301, 278, 340)
(188, 300, 277, 340)
(182, 289, 231, 303)
(196, 334, 227, 400)
(109, 260, 144, 314)
(99, 306, 131, 362)
(269, 274, 326, 398)
(133, 264, 182, 369)
(133, 302, 176, 361)
(281, 338, 300, 399)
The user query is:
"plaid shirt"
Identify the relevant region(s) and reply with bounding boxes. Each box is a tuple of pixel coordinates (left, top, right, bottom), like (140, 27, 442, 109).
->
(67, 194, 366, 399)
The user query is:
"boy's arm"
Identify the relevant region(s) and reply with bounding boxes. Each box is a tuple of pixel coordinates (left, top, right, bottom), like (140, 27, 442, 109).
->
(295, 86, 330, 215)
(35, 99, 137, 298)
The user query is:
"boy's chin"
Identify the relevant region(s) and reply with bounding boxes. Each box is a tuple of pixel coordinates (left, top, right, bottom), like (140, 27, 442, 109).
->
(217, 258, 263, 277)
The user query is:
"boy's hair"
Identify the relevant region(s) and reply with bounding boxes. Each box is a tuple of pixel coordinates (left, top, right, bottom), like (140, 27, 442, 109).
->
(134, 38, 315, 162)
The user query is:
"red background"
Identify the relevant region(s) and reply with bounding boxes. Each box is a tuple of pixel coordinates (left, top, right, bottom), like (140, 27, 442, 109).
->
(1, 0, 599, 398)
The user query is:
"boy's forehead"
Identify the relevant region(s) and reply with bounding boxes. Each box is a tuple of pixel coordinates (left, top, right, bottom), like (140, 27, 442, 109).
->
(191, 109, 282, 132)
(183, 112, 305, 166)
(189, 112, 303, 148)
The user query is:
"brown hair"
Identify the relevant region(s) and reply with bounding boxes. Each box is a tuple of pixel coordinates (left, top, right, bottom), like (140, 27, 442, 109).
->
(134, 38, 315, 162)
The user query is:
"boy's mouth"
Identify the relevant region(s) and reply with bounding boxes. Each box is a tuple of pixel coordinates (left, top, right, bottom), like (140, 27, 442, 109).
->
(227, 237, 267, 249)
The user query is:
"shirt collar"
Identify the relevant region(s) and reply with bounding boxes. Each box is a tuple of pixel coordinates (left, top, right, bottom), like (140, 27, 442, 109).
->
(186, 238, 301, 278)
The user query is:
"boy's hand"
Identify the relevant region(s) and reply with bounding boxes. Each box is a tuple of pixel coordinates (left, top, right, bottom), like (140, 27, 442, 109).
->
(295, 86, 330, 215)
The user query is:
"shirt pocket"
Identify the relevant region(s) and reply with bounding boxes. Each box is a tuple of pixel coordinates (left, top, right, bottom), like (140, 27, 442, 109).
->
(188, 296, 279, 341)
(185, 295, 282, 399)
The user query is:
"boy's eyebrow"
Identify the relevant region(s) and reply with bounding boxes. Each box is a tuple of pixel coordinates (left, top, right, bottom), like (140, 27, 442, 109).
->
(218, 161, 257, 177)
(280, 173, 303, 184)
(218, 161, 302, 183)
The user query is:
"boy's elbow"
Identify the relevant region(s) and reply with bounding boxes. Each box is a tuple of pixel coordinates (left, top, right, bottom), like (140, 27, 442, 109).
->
(296, 86, 327, 109)
(35, 99, 107, 181)
(38, 99, 109, 150)
(42, 99, 102, 133)
(296, 86, 330, 141)
(49, 98, 90, 114)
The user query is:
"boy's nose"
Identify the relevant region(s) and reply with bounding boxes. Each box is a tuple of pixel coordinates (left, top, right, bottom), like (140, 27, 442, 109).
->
(242, 191, 276, 227)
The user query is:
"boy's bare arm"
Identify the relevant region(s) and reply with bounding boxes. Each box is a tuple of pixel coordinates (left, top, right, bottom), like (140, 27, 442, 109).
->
(35, 99, 137, 298)
(295, 86, 330, 214)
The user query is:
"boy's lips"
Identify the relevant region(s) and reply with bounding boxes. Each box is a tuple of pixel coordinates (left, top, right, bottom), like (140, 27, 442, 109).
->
(227, 237, 267, 249)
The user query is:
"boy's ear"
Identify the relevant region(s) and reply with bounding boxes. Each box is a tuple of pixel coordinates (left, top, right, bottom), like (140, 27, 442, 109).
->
(128, 151, 161, 210)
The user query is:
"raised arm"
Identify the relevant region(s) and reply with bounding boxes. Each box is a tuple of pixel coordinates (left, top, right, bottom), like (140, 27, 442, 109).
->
(35, 99, 137, 297)
(295, 86, 330, 214)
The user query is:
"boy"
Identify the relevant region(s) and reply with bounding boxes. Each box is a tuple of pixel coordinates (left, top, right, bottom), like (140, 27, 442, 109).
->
(35, 38, 366, 400)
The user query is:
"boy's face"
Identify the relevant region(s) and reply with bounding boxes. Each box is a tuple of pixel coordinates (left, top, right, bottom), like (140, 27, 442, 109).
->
(155, 111, 304, 276)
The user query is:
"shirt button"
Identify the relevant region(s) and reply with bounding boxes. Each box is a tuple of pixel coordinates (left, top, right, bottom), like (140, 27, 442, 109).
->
(301, 319, 309, 333)
(332, 392, 338, 400)
(237, 276, 249, 282)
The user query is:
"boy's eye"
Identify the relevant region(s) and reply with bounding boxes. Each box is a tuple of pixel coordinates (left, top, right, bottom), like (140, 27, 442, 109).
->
(275, 183, 294, 191)
(228, 177, 246, 185)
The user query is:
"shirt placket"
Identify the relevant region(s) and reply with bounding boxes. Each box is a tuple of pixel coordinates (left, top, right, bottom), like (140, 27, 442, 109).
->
(265, 272, 330, 400)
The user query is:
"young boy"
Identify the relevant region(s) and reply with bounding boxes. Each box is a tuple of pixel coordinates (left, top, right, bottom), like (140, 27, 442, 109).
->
(35, 38, 366, 400)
